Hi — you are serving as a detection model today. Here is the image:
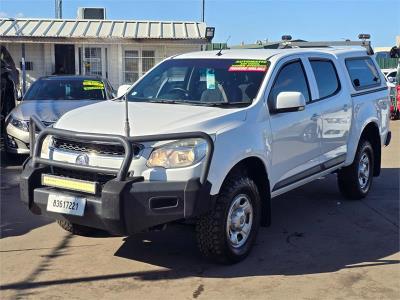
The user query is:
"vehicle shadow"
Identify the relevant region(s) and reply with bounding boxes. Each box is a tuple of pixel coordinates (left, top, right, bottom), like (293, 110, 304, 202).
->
(0, 151, 53, 238)
(114, 169, 399, 279)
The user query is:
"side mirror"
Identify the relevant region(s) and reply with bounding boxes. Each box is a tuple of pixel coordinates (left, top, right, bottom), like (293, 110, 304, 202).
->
(274, 91, 306, 113)
(16, 90, 23, 102)
(117, 84, 131, 98)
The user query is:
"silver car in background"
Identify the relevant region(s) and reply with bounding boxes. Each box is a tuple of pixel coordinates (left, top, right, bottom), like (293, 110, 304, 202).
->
(5, 75, 115, 155)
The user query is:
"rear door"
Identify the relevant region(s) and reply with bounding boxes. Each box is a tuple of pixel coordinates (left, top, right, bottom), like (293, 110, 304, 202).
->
(267, 56, 323, 191)
(305, 56, 351, 166)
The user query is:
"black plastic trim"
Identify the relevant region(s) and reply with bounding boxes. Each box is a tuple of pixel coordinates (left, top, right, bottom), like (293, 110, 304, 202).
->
(385, 131, 391, 146)
(272, 154, 346, 191)
(351, 86, 388, 97)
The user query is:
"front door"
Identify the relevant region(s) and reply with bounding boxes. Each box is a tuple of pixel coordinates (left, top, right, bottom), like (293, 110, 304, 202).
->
(54, 44, 75, 74)
(268, 57, 322, 191)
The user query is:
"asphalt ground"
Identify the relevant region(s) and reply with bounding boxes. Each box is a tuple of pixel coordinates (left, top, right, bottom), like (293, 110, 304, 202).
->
(0, 121, 399, 299)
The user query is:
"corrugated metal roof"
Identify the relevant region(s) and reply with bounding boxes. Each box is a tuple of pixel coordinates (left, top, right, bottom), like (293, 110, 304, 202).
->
(0, 18, 207, 40)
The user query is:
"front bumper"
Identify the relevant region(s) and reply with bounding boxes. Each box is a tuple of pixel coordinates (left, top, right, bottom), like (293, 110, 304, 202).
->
(20, 163, 212, 235)
(20, 116, 215, 235)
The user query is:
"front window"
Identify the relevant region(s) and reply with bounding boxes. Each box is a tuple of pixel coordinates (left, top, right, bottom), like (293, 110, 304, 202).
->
(126, 58, 268, 106)
(24, 78, 107, 100)
(268, 60, 310, 108)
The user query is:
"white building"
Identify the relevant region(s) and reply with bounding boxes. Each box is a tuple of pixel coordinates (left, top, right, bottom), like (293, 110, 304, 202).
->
(0, 18, 211, 91)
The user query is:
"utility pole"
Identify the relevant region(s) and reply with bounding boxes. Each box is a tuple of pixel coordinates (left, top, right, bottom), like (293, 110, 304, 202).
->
(55, 0, 62, 19)
(201, 0, 205, 22)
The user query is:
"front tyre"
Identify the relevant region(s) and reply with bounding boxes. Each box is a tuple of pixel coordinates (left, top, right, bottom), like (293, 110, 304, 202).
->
(196, 173, 261, 264)
(57, 220, 105, 237)
(337, 140, 374, 200)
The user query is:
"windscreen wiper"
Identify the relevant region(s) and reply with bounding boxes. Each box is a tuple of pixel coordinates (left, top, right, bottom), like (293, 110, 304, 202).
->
(201, 102, 252, 107)
(148, 99, 183, 104)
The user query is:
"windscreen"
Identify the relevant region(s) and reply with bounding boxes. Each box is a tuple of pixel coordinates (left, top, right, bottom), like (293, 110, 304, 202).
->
(126, 59, 268, 106)
(24, 78, 107, 100)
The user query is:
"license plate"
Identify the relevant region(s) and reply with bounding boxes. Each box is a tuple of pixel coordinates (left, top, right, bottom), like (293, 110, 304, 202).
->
(47, 194, 86, 216)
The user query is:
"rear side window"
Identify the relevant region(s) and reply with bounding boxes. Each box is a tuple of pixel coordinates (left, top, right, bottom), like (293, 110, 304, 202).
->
(345, 57, 381, 90)
(268, 60, 310, 108)
(310, 60, 340, 99)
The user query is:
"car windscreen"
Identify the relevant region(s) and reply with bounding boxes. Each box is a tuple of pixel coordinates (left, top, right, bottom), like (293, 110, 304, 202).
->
(126, 58, 268, 106)
(24, 78, 107, 100)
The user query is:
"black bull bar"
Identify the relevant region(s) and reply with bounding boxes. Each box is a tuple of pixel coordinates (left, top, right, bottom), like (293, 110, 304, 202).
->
(28, 115, 214, 183)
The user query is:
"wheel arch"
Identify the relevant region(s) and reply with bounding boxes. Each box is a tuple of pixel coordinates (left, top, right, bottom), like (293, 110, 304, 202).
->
(359, 122, 381, 176)
(221, 156, 271, 227)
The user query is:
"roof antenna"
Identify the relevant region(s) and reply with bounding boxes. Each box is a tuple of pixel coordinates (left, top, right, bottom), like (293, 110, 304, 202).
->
(124, 93, 130, 137)
(216, 35, 230, 56)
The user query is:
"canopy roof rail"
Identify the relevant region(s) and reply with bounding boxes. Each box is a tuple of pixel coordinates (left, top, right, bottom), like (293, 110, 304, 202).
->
(276, 34, 374, 55)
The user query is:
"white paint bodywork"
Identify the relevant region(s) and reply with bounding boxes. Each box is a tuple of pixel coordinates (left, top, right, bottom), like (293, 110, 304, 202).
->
(51, 48, 390, 197)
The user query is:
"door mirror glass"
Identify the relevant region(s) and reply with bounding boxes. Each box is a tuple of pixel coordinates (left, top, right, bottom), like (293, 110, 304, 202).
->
(117, 84, 131, 98)
(275, 91, 306, 113)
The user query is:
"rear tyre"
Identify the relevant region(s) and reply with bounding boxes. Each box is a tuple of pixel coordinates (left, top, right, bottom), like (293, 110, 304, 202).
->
(337, 140, 374, 200)
(196, 172, 261, 264)
(57, 219, 104, 237)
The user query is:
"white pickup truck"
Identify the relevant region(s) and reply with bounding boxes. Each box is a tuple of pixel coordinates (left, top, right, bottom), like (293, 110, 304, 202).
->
(21, 42, 391, 263)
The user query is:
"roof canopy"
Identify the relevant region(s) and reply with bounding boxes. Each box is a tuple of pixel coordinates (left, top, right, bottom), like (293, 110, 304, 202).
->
(0, 18, 207, 41)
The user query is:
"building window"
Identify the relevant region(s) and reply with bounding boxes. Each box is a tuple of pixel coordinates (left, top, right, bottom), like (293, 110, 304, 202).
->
(79, 47, 102, 76)
(124, 50, 139, 83)
(142, 50, 155, 74)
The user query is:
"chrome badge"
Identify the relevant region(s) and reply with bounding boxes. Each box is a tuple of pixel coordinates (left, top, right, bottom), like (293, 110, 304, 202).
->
(75, 154, 89, 165)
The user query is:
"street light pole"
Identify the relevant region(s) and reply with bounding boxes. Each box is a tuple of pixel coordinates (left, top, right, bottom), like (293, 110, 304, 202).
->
(201, 0, 205, 22)
(55, 0, 62, 19)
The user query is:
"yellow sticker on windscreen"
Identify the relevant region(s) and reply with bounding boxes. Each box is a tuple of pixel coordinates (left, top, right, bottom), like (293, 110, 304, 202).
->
(228, 60, 268, 72)
(82, 80, 104, 90)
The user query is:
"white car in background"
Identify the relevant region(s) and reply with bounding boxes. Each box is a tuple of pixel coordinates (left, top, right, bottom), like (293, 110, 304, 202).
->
(5, 75, 115, 155)
(382, 68, 397, 84)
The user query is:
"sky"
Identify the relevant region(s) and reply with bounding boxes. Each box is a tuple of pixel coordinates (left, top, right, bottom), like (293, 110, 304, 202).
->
(0, 0, 399, 47)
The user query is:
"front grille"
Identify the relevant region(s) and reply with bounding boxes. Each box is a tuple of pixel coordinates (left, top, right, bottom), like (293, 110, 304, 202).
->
(52, 138, 142, 157)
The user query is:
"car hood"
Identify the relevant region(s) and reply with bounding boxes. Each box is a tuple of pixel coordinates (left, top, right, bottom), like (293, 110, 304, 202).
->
(11, 100, 102, 122)
(55, 100, 247, 136)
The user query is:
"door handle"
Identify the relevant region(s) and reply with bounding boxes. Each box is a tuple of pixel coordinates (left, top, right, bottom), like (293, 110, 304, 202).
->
(311, 113, 320, 121)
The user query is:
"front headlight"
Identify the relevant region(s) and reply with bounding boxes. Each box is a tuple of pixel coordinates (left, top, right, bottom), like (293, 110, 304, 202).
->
(147, 138, 208, 168)
(9, 115, 29, 132)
